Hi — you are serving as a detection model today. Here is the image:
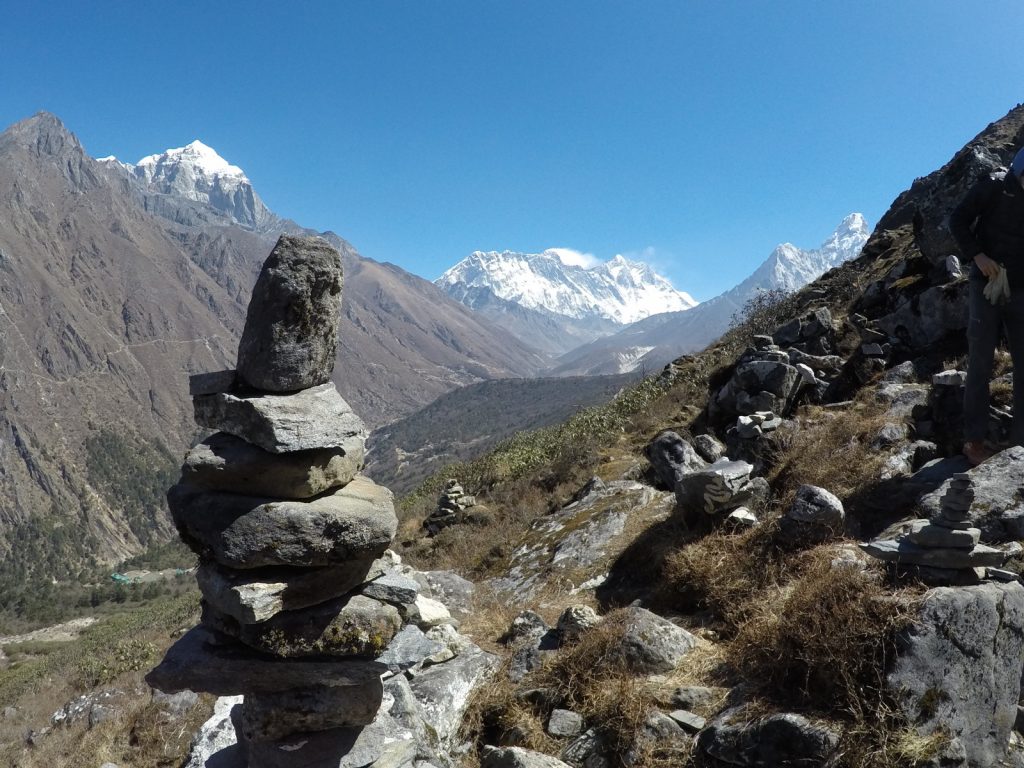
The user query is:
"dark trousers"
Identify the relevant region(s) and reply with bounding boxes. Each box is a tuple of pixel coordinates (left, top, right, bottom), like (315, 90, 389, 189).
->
(964, 278, 1024, 444)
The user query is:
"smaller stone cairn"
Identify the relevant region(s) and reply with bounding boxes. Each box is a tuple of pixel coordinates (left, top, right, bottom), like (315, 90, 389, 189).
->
(147, 236, 446, 767)
(423, 478, 478, 536)
(861, 473, 1007, 583)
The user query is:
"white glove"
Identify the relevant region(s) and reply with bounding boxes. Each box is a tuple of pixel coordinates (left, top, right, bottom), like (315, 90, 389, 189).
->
(984, 265, 1011, 305)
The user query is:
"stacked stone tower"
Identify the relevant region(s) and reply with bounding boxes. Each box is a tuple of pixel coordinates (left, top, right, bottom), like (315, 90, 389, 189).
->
(148, 236, 416, 766)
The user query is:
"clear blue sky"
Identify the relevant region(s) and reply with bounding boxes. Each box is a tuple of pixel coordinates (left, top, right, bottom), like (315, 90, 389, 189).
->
(2, 1, 1022, 300)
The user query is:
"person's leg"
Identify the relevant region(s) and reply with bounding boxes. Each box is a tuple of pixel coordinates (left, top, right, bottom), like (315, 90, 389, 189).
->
(999, 289, 1024, 446)
(964, 279, 1000, 444)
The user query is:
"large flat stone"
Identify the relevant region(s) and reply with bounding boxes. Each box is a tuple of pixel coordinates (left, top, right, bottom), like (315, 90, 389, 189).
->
(193, 382, 366, 454)
(146, 626, 386, 696)
(236, 235, 344, 393)
(860, 539, 1006, 569)
(203, 594, 401, 658)
(182, 431, 364, 499)
(237, 681, 384, 741)
(196, 556, 383, 624)
(168, 476, 397, 568)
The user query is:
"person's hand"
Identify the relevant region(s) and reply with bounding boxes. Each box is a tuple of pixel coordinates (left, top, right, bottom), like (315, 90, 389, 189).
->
(975, 252, 1001, 279)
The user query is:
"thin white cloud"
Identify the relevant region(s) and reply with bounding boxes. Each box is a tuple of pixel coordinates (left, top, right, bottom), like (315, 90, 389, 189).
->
(546, 247, 602, 269)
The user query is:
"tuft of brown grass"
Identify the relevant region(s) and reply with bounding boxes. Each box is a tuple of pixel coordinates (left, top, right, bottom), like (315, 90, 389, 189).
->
(767, 398, 892, 512)
(730, 549, 916, 713)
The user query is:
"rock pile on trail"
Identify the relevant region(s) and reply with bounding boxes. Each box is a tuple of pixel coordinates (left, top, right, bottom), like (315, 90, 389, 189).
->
(147, 236, 488, 768)
(861, 472, 1007, 584)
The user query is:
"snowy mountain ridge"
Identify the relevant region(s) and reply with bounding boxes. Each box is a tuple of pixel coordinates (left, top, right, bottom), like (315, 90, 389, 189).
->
(99, 140, 272, 230)
(437, 249, 698, 325)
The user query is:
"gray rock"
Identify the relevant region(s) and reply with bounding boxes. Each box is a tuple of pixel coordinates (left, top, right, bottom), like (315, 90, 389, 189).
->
(409, 643, 500, 750)
(414, 570, 476, 620)
(906, 519, 980, 549)
(882, 360, 917, 383)
(145, 625, 386, 696)
(668, 709, 706, 733)
(548, 709, 584, 737)
(375, 625, 447, 673)
(933, 369, 968, 387)
(236, 680, 384, 741)
(483, 746, 573, 768)
(202, 593, 401, 658)
(196, 556, 381, 624)
(692, 433, 726, 463)
(236, 235, 344, 393)
(872, 422, 907, 449)
(614, 607, 697, 674)
(735, 360, 801, 401)
(151, 688, 199, 718)
(772, 317, 802, 346)
(193, 382, 366, 454)
(189, 369, 237, 396)
(182, 431, 364, 499)
(675, 459, 755, 515)
(696, 707, 840, 767)
(169, 475, 397, 568)
(875, 283, 968, 348)
(561, 729, 606, 768)
(556, 605, 602, 645)
(726, 507, 759, 529)
(362, 572, 420, 607)
(183, 695, 244, 768)
(644, 431, 707, 489)
(670, 685, 726, 712)
(786, 484, 845, 532)
(889, 582, 1024, 768)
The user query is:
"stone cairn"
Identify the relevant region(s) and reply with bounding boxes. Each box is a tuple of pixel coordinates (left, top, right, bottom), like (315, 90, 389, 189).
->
(147, 236, 430, 767)
(423, 478, 477, 536)
(861, 473, 1007, 583)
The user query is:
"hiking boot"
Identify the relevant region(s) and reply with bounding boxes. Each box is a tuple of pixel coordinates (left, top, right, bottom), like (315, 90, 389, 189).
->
(963, 441, 993, 466)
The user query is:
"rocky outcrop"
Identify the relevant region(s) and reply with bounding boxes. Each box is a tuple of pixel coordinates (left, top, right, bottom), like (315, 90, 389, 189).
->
(888, 582, 1024, 768)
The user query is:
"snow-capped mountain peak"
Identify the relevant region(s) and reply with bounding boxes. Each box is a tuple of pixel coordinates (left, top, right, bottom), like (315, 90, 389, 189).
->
(135, 139, 248, 182)
(437, 249, 697, 325)
(100, 139, 271, 230)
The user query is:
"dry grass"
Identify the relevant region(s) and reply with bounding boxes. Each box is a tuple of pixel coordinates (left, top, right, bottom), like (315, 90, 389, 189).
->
(767, 397, 892, 512)
(730, 551, 916, 713)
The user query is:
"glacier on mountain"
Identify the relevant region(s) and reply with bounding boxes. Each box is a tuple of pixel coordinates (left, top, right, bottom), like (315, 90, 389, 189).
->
(437, 249, 697, 325)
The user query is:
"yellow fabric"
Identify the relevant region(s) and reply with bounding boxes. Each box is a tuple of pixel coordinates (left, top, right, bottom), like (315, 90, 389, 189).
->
(984, 265, 1011, 305)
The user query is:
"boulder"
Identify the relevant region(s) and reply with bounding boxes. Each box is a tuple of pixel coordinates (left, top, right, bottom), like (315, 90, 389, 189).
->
(409, 644, 500, 749)
(195, 556, 382, 624)
(202, 594, 401, 659)
(696, 707, 840, 767)
(888, 582, 1024, 768)
(644, 431, 707, 489)
(675, 459, 757, 515)
(168, 476, 397, 569)
(146, 625, 386, 696)
(556, 605, 602, 645)
(182, 695, 244, 768)
(182, 431, 364, 499)
(414, 570, 476, 620)
(919, 447, 1024, 540)
(548, 709, 584, 738)
(375, 625, 447, 673)
(613, 607, 698, 674)
(785, 484, 845, 532)
(692, 433, 726, 463)
(483, 747, 573, 768)
(193, 382, 366, 454)
(236, 235, 344, 393)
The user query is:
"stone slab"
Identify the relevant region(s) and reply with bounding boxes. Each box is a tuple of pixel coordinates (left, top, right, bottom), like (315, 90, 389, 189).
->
(861, 539, 1006, 569)
(203, 594, 401, 658)
(182, 431, 364, 499)
(168, 476, 397, 568)
(193, 382, 366, 454)
(196, 556, 382, 624)
(237, 681, 384, 741)
(907, 520, 981, 550)
(146, 626, 386, 696)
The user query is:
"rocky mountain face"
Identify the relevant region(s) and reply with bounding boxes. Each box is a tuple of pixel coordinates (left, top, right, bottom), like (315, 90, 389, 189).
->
(550, 213, 870, 376)
(0, 112, 542, 568)
(437, 249, 698, 356)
